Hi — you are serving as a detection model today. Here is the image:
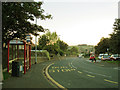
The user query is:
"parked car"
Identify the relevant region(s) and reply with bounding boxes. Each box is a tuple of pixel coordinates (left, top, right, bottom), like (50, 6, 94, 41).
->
(110, 54, 120, 61)
(101, 55, 111, 61)
(98, 54, 104, 60)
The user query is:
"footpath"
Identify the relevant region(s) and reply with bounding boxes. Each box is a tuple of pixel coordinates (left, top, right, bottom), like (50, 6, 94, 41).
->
(2, 60, 58, 89)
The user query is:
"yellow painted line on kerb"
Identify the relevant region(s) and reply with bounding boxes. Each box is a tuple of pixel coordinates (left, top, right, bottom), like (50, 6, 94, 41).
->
(104, 79, 118, 84)
(87, 74, 95, 78)
(45, 63, 67, 89)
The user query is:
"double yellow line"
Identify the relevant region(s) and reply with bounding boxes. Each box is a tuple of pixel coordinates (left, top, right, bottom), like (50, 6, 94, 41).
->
(45, 63, 67, 89)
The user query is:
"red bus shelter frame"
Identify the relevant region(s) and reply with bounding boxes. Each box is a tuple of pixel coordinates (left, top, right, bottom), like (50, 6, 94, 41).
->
(7, 39, 31, 74)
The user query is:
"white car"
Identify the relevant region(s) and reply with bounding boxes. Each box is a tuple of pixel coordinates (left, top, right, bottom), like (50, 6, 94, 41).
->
(98, 54, 104, 60)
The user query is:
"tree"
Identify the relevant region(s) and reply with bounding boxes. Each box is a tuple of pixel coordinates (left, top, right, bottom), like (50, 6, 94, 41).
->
(95, 19, 120, 55)
(46, 31, 58, 45)
(109, 19, 120, 54)
(57, 40, 68, 52)
(43, 43, 60, 55)
(67, 46, 79, 55)
(95, 37, 110, 55)
(2, 2, 52, 44)
(38, 31, 59, 49)
(38, 31, 68, 56)
(38, 34, 49, 50)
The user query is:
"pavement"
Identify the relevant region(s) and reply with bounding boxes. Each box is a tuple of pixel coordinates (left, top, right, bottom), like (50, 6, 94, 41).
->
(2, 60, 58, 89)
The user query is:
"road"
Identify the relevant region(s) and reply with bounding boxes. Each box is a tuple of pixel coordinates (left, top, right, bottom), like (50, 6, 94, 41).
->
(48, 57, 118, 88)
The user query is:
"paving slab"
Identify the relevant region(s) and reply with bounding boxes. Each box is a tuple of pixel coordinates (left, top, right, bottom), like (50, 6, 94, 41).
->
(2, 61, 57, 89)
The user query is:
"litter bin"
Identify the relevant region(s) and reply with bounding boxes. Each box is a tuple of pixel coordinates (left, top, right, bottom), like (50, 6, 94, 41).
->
(12, 61, 23, 77)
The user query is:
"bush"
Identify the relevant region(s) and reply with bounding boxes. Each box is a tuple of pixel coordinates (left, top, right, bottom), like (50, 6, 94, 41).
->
(42, 50, 50, 60)
(31, 50, 50, 60)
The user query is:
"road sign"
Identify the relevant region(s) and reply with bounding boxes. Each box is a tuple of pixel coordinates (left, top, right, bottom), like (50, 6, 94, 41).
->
(10, 40, 24, 45)
(26, 35, 31, 42)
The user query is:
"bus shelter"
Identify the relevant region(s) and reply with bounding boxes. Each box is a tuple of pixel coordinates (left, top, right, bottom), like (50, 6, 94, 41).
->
(7, 39, 31, 74)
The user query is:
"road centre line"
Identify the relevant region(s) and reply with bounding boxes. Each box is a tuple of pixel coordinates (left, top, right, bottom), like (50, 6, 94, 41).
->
(104, 79, 118, 84)
(113, 67, 120, 70)
(87, 74, 95, 78)
(68, 63, 71, 68)
(78, 71, 82, 74)
(83, 70, 112, 78)
(70, 60, 77, 69)
(0, 82, 3, 85)
(70, 58, 112, 78)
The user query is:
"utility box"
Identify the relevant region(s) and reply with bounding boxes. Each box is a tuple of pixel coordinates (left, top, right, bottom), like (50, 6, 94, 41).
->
(12, 61, 23, 77)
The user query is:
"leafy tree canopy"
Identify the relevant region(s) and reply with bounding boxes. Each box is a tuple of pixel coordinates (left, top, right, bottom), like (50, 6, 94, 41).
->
(95, 37, 109, 54)
(2, 2, 52, 43)
(57, 39, 68, 52)
(109, 19, 120, 54)
(38, 31, 68, 56)
(95, 19, 120, 55)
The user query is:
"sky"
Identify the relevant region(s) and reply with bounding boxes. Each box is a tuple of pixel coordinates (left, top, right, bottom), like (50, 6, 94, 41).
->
(32, 0, 119, 46)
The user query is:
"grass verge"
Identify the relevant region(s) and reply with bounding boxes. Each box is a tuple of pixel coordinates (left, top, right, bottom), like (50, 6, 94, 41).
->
(106, 61, 120, 64)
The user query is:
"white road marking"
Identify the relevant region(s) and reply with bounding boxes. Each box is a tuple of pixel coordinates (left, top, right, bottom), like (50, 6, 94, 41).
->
(100, 65, 104, 67)
(83, 70, 112, 78)
(87, 74, 95, 78)
(68, 83, 71, 85)
(71, 61, 77, 69)
(78, 71, 82, 74)
(113, 67, 120, 70)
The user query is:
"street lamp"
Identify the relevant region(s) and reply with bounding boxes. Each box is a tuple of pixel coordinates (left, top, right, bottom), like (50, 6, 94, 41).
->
(107, 48, 109, 55)
(35, 17, 38, 64)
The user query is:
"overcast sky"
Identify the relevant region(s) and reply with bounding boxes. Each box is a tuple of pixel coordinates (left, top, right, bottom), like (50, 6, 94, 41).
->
(32, 0, 119, 46)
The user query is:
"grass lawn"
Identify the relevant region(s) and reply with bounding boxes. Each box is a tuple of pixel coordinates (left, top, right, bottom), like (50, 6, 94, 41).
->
(106, 60, 120, 64)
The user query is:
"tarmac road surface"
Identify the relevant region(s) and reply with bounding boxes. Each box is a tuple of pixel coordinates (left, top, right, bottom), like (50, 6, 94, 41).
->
(48, 57, 119, 88)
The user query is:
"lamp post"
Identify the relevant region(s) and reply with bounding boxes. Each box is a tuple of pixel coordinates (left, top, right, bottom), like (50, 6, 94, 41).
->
(107, 48, 109, 55)
(35, 18, 37, 64)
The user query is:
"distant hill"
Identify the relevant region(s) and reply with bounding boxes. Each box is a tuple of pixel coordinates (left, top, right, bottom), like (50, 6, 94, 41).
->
(69, 44, 94, 54)
(78, 44, 87, 46)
